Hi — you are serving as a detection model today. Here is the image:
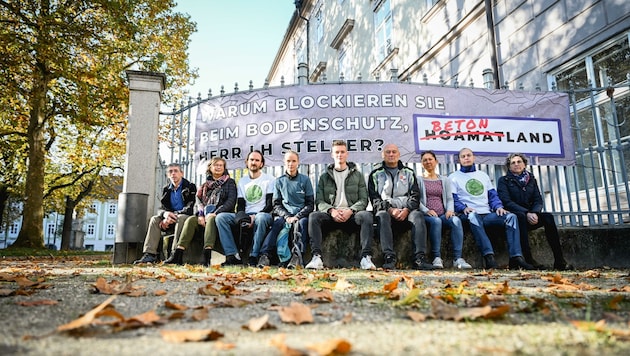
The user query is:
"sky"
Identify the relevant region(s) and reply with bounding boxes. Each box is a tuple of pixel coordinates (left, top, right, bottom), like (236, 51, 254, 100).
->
(174, 1, 297, 99)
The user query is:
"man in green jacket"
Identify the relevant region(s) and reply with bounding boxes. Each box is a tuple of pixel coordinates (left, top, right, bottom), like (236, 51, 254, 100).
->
(305, 140, 375, 270)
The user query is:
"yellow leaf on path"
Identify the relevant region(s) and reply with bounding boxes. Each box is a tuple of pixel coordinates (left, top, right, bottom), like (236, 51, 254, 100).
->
(306, 338, 352, 355)
(57, 295, 116, 331)
(394, 288, 422, 306)
(160, 329, 223, 343)
(278, 302, 314, 325)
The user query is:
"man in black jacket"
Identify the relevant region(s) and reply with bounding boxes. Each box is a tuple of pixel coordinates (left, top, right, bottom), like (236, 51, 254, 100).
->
(134, 163, 197, 264)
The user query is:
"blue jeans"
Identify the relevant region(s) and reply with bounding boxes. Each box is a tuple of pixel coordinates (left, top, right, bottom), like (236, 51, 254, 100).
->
(216, 212, 272, 257)
(260, 216, 309, 263)
(459, 212, 522, 257)
(425, 214, 464, 259)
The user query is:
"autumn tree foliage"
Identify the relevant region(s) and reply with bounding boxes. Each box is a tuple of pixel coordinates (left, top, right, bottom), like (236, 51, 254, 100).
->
(0, 0, 197, 248)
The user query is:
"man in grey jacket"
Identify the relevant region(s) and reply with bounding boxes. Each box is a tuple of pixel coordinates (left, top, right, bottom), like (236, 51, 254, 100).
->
(368, 144, 432, 270)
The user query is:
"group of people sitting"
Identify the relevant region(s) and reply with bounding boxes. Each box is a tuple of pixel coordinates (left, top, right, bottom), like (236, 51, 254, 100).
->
(133, 140, 572, 271)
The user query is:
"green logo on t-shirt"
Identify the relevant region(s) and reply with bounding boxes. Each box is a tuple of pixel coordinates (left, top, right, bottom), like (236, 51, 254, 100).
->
(245, 185, 263, 203)
(465, 179, 484, 196)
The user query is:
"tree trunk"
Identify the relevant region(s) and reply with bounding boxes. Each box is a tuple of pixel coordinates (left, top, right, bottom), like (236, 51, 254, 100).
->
(0, 184, 7, 229)
(12, 76, 48, 249)
(60, 196, 75, 250)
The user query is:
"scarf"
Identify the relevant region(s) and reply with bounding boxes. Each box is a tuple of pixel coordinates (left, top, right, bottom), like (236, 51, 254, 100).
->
(460, 165, 476, 173)
(510, 170, 531, 187)
(199, 174, 229, 205)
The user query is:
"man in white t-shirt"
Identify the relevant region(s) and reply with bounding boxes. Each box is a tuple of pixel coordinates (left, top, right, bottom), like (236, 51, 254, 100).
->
(449, 148, 533, 270)
(216, 150, 275, 266)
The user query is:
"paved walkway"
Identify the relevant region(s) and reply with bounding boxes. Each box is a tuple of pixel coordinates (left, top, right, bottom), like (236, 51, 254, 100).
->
(1, 256, 630, 355)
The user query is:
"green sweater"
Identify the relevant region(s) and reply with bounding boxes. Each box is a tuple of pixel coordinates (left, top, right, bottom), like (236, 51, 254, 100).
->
(315, 162, 368, 213)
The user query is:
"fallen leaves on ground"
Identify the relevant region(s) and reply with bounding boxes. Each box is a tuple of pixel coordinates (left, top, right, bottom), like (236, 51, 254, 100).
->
(242, 314, 276, 332)
(160, 329, 223, 343)
(278, 302, 314, 325)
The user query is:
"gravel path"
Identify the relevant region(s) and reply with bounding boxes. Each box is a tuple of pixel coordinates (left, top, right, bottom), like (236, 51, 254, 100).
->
(1, 256, 630, 355)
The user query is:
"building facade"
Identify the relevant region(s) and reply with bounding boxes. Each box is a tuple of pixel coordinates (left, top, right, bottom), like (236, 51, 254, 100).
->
(1, 200, 118, 251)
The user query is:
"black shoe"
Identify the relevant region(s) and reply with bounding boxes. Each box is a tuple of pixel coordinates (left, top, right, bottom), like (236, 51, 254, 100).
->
(286, 251, 302, 269)
(554, 260, 574, 271)
(257, 254, 270, 268)
(484, 254, 497, 269)
(203, 249, 212, 267)
(382, 254, 397, 270)
(221, 254, 242, 266)
(525, 257, 546, 270)
(248, 256, 258, 266)
(413, 255, 434, 270)
(164, 248, 184, 265)
(509, 256, 535, 270)
(134, 253, 158, 264)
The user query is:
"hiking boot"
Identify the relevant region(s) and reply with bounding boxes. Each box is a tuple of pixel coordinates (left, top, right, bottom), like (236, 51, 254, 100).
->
(248, 255, 258, 267)
(484, 254, 497, 269)
(286, 252, 301, 269)
(133, 253, 158, 264)
(221, 254, 242, 267)
(432, 257, 444, 269)
(453, 258, 472, 269)
(413, 255, 434, 270)
(360, 255, 376, 270)
(257, 254, 270, 268)
(202, 249, 212, 267)
(509, 256, 535, 270)
(382, 254, 396, 270)
(305, 254, 324, 270)
(164, 248, 184, 265)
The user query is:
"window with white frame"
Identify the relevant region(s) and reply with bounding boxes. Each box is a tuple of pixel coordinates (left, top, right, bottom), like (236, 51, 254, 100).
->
(106, 224, 115, 237)
(374, 0, 392, 63)
(86, 224, 96, 236)
(46, 223, 55, 237)
(316, 8, 324, 44)
(550, 33, 630, 192)
(108, 203, 116, 215)
(338, 42, 352, 81)
(9, 223, 18, 235)
(91, 203, 98, 213)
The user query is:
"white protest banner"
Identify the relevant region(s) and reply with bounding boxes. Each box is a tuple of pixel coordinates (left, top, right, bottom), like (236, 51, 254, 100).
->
(194, 83, 572, 169)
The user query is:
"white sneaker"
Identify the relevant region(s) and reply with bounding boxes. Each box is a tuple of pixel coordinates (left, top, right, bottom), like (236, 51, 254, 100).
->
(360, 255, 376, 270)
(453, 258, 472, 269)
(305, 254, 324, 269)
(432, 257, 444, 269)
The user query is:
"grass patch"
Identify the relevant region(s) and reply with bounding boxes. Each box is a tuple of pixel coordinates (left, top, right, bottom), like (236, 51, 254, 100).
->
(0, 247, 111, 258)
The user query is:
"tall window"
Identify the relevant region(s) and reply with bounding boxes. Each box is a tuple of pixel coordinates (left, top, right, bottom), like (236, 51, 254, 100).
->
(46, 223, 55, 237)
(374, 0, 392, 63)
(316, 8, 324, 44)
(86, 224, 96, 236)
(550, 33, 630, 192)
(9, 223, 18, 235)
(108, 203, 116, 215)
(106, 224, 115, 237)
(338, 42, 352, 81)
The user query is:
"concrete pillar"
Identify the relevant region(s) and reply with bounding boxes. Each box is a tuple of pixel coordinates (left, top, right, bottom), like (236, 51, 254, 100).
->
(124, 70, 166, 217)
(114, 70, 165, 264)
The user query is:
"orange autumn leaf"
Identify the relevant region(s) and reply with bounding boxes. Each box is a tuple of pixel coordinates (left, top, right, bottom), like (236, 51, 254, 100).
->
(306, 338, 352, 355)
(303, 289, 334, 303)
(57, 296, 116, 332)
(278, 302, 314, 325)
(198, 284, 222, 296)
(191, 307, 209, 321)
(608, 295, 624, 310)
(160, 329, 224, 343)
(214, 341, 237, 350)
(270, 334, 307, 356)
(383, 279, 399, 292)
(154, 290, 167, 296)
(407, 311, 428, 322)
(16, 299, 58, 307)
(126, 310, 162, 325)
(165, 300, 189, 311)
(243, 314, 276, 332)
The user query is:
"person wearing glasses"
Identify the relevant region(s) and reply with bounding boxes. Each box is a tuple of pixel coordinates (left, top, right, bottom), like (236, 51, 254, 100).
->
(497, 153, 572, 270)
